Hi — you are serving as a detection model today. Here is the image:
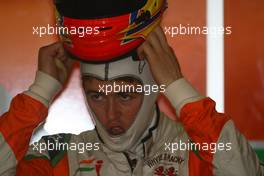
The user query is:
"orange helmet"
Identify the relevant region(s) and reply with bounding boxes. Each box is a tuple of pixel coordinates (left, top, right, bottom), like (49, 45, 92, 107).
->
(54, 0, 167, 63)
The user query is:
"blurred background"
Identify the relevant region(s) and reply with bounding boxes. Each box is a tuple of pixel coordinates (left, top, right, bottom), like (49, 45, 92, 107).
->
(0, 0, 263, 161)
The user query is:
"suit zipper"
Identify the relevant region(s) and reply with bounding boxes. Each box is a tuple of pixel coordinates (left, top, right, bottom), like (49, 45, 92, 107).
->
(123, 152, 137, 174)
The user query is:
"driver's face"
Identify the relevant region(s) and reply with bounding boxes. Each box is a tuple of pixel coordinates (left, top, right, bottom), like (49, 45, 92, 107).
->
(82, 77, 144, 136)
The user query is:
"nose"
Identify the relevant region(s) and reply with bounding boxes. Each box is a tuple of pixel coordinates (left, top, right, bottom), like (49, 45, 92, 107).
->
(107, 97, 120, 120)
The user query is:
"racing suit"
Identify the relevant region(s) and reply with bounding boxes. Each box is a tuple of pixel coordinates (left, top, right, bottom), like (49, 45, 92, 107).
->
(0, 71, 263, 176)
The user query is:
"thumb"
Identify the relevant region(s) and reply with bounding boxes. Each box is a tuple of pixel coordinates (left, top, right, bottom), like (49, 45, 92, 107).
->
(55, 58, 68, 83)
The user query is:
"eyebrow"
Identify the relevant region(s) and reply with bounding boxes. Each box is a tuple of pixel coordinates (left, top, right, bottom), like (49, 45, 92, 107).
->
(85, 90, 142, 95)
(85, 90, 103, 94)
(117, 91, 143, 95)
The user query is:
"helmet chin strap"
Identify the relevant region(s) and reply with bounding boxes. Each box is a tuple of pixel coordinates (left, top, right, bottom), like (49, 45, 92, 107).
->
(81, 57, 158, 151)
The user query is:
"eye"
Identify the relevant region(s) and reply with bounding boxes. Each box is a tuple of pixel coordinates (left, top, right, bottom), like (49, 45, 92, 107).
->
(88, 93, 104, 101)
(118, 92, 132, 101)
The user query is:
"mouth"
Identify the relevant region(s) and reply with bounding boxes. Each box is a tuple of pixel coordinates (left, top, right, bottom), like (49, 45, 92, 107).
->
(107, 126, 125, 135)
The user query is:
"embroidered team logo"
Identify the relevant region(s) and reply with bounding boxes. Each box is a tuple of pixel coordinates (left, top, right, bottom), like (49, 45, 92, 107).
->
(75, 158, 103, 176)
(144, 153, 184, 176)
(154, 166, 179, 176)
(144, 153, 184, 168)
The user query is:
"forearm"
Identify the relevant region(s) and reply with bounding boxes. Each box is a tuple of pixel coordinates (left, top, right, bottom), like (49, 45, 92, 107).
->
(0, 94, 48, 174)
(164, 78, 264, 174)
(0, 71, 61, 174)
(164, 78, 204, 116)
(164, 78, 230, 160)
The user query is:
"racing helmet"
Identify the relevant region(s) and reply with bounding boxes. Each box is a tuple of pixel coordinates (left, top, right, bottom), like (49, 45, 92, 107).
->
(54, 0, 167, 63)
